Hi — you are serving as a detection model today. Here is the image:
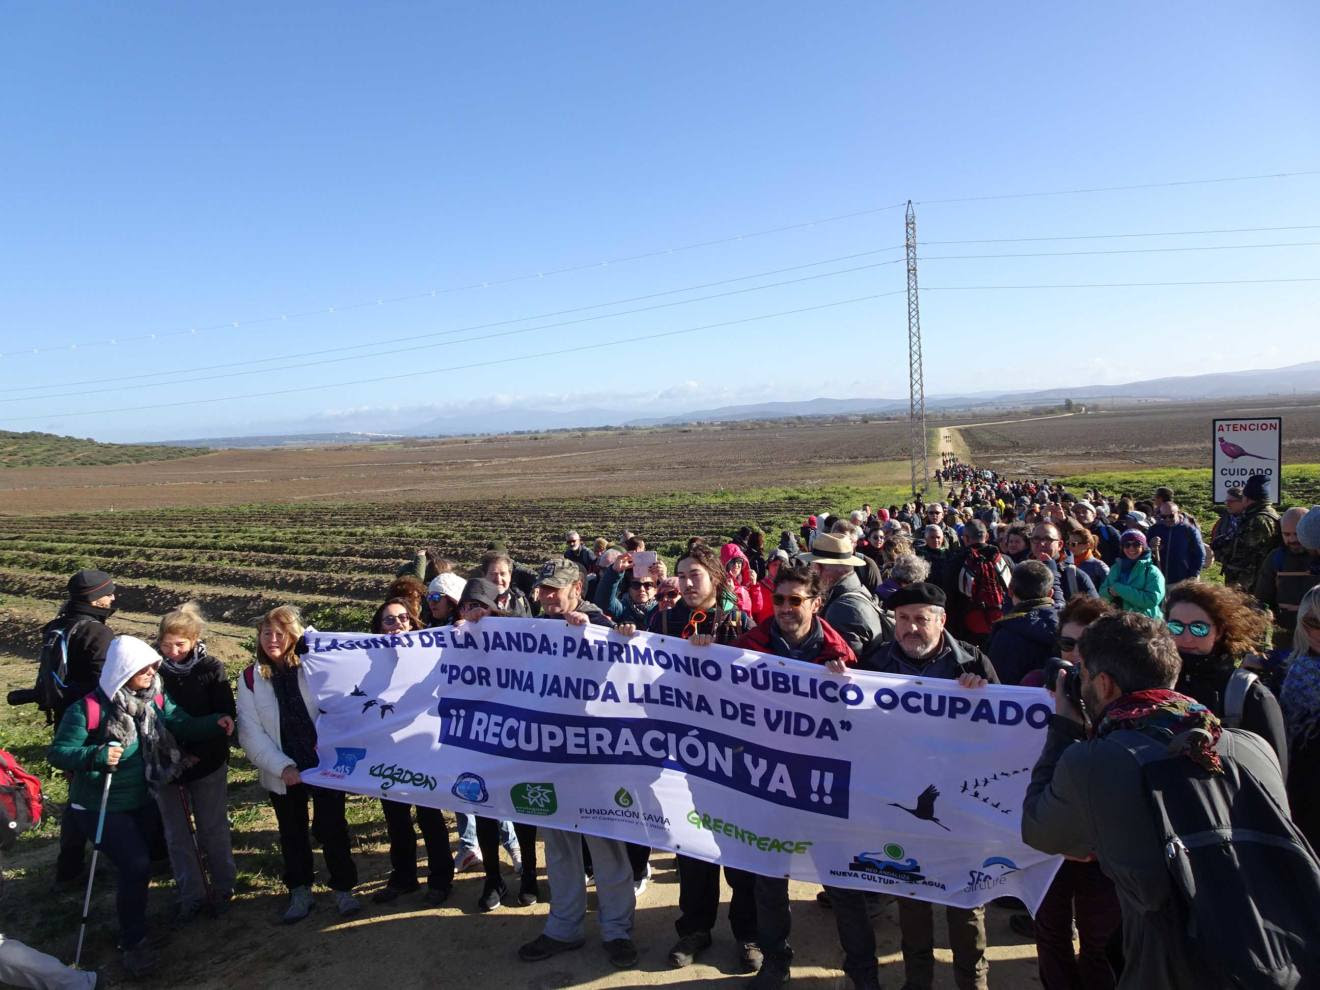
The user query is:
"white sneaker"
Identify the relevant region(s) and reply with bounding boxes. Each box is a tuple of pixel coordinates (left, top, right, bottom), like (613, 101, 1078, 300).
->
(633, 875, 648, 896)
(455, 848, 483, 873)
(510, 854, 523, 877)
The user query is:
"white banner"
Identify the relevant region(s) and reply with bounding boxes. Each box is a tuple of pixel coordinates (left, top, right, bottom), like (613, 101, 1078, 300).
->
(300, 619, 1061, 911)
(1213, 416, 1282, 503)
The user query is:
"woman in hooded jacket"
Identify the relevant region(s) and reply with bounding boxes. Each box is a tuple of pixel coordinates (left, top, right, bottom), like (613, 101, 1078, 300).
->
(719, 542, 759, 618)
(49, 636, 232, 977)
(153, 602, 237, 921)
(1097, 529, 1165, 618)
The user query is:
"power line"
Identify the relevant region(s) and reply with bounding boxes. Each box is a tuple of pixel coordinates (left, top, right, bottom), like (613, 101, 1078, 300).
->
(0, 204, 908, 361)
(919, 240, 1320, 262)
(4, 293, 901, 423)
(0, 255, 904, 403)
(924, 276, 1320, 290)
(922, 223, 1320, 245)
(5, 167, 1317, 363)
(915, 169, 1320, 207)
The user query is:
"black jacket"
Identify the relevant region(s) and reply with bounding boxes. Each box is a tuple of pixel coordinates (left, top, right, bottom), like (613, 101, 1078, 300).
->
(863, 632, 998, 682)
(988, 602, 1058, 686)
(1175, 651, 1289, 778)
(648, 601, 750, 644)
(160, 645, 236, 783)
(45, 601, 115, 721)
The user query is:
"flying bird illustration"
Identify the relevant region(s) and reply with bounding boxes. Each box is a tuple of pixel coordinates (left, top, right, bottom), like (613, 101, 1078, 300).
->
(1218, 437, 1269, 461)
(379, 703, 395, 718)
(972, 790, 981, 799)
(889, 784, 951, 832)
(991, 801, 1001, 809)
(960, 781, 968, 793)
(350, 684, 366, 697)
(361, 699, 378, 713)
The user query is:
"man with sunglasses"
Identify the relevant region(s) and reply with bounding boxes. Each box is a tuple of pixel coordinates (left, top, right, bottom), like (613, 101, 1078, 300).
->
(730, 561, 858, 989)
(925, 503, 959, 549)
(1147, 502, 1206, 586)
(1030, 523, 1097, 605)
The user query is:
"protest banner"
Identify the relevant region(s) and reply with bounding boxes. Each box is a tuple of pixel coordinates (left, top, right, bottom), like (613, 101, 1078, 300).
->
(300, 619, 1062, 911)
(1213, 416, 1282, 503)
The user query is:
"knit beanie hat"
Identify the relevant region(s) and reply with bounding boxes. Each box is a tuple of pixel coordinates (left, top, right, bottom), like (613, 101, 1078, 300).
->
(1120, 529, 1148, 547)
(1244, 473, 1271, 501)
(1298, 506, 1320, 551)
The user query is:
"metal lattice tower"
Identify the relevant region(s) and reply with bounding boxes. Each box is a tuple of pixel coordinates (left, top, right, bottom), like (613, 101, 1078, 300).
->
(905, 200, 929, 495)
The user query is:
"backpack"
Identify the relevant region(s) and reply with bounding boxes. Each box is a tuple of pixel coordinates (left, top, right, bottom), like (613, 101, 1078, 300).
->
(1117, 729, 1320, 988)
(31, 616, 92, 723)
(1222, 668, 1258, 730)
(961, 547, 1009, 635)
(0, 749, 44, 851)
(83, 690, 164, 731)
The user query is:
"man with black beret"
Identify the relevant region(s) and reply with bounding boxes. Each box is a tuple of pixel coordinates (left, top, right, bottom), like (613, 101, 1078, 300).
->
(46, 568, 118, 883)
(855, 581, 998, 990)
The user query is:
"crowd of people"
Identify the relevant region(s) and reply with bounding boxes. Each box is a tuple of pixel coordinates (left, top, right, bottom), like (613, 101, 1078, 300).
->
(5, 460, 1320, 989)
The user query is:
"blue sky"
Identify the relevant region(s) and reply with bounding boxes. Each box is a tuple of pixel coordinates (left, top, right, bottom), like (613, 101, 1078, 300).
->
(2, 2, 1318, 442)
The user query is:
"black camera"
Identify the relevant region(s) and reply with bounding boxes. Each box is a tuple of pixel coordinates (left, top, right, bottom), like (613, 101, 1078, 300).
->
(6, 688, 38, 707)
(1043, 656, 1083, 711)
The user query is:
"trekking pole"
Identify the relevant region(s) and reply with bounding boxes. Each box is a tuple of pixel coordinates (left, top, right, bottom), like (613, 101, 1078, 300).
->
(177, 783, 214, 911)
(74, 758, 116, 968)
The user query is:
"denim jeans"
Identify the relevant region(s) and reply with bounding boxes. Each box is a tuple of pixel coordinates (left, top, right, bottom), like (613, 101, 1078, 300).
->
(156, 765, 237, 908)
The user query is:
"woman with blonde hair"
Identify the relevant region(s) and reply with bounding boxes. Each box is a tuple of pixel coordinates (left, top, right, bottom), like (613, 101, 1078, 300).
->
(237, 605, 359, 922)
(1280, 585, 1320, 847)
(154, 602, 237, 921)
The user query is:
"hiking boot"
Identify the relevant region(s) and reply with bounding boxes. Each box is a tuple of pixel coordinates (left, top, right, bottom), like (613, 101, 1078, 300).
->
(334, 891, 361, 917)
(518, 934, 586, 962)
(604, 938, 639, 969)
(372, 881, 420, 904)
(739, 942, 765, 973)
(746, 961, 790, 989)
(478, 882, 506, 912)
(668, 931, 712, 968)
(281, 885, 315, 924)
(425, 885, 452, 906)
(174, 901, 205, 926)
(454, 848, 483, 872)
(121, 939, 158, 978)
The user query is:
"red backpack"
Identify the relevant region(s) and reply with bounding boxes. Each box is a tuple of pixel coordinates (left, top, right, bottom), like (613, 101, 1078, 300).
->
(0, 749, 45, 850)
(961, 545, 1009, 635)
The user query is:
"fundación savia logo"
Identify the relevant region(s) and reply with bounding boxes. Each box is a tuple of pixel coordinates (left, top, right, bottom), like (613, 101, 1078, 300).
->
(613, 788, 635, 809)
(511, 782, 558, 816)
(327, 748, 367, 777)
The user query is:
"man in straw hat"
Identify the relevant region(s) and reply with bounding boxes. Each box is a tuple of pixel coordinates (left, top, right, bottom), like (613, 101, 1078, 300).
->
(804, 533, 890, 658)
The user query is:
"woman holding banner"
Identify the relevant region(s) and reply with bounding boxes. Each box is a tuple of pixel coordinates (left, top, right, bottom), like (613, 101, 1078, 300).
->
(644, 544, 760, 973)
(452, 578, 541, 912)
(237, 605, 360, 923)
(367, 598, 455, 906)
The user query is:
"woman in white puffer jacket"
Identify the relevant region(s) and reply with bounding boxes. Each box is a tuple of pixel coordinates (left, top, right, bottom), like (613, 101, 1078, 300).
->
(237, 605, 359, 922)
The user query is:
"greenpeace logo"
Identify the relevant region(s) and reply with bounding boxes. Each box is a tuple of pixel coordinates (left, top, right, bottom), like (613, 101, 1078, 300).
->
(685, 809, 811, 855)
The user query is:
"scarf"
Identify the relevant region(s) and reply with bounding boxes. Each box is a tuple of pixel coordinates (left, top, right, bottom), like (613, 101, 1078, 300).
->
(103, 674, 187, 795)
(1096, 688, 1224, 774)
(160, 639, 208, 677)
(1280, 652, 1320, 748)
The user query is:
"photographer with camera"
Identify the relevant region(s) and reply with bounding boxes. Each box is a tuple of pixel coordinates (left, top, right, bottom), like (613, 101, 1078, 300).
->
(1022, 612, 1318, 988)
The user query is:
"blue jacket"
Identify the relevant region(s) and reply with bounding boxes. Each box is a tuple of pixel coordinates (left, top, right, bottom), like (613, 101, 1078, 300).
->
(1089, 520, 1122, 565)
(988, 602, 1059, 686)
(1147, 520, 1205, 585)
(1041, 555, 1098, 605)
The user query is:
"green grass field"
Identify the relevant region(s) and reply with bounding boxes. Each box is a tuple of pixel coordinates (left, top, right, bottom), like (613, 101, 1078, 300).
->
(0, 430, 204, 468)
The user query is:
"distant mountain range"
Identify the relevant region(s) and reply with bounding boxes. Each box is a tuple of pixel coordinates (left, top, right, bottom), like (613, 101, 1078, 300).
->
(149, 360, 1320, 447)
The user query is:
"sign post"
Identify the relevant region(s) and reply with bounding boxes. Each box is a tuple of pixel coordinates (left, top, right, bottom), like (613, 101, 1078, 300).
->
(1212, 417, 1282, 504)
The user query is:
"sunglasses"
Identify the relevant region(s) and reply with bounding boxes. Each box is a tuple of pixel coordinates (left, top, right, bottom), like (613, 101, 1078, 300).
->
(682, 608, 708, 640)
(1057, 635, 1079, 652)
(426, 592, 445, 603)
(1157, 513, 1176, 521)
(772, 593, 815, 607)
(635, 581, 657, 590)
(657, 591, 680, 601)
(1300, 615, 1320, 632)
(381, 613, 411, 628)
(460, 601, 488, 612)
(1166, 619, 1211, 637)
